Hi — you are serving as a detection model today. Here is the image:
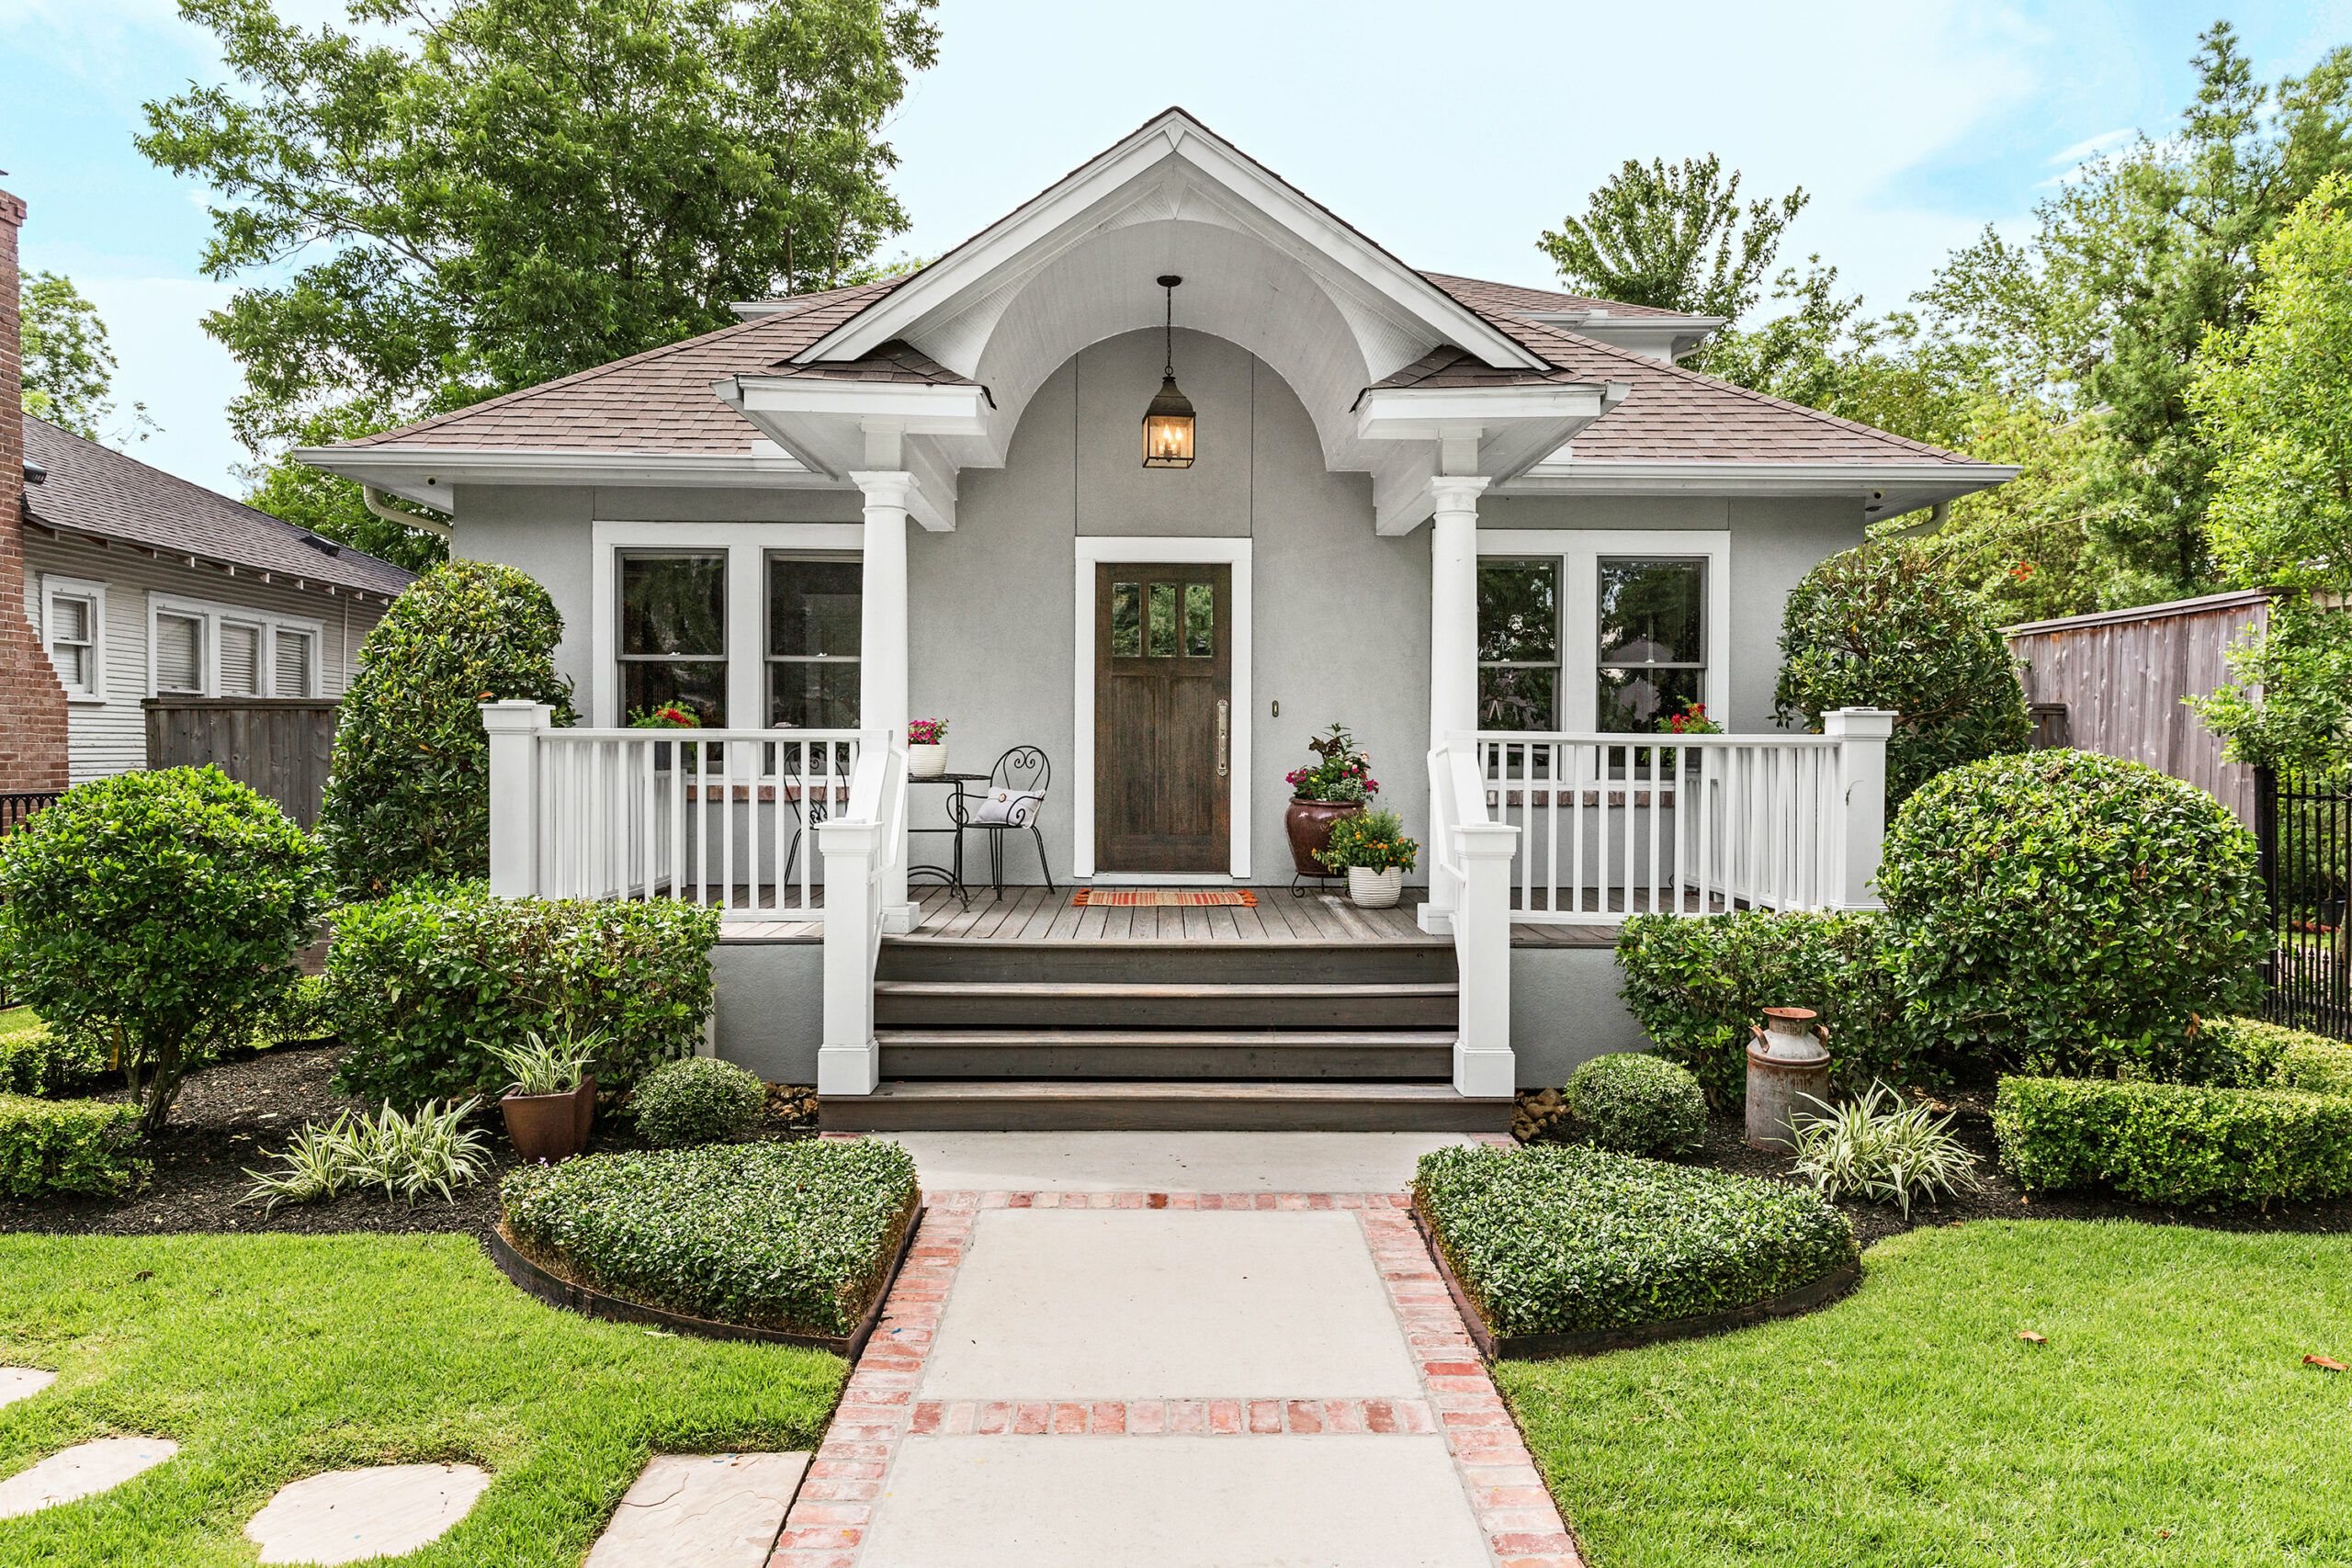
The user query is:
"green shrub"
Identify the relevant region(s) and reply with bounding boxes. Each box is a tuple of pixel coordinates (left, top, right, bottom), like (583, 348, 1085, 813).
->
(0, 1009, 106, 1097)
(631, 1057, 766, 1147)
(1410, 1143, 1858, 1339)
(1994, 1075, 2352, 1209)
(1788, 1082, 1981, 1218)
(1562, 1053, 1705, 1156)
(501, 1139, 921, 1337)
(0, 769, 324, 1132)
(318, 559, 576, 896)
(1880, 750, 2269, 1077)
(0, 1094, 145, 1197)
(1773, 540, 2031, 806)
(330, 883, 719, 1108)
(2279, 1038, 2352, 1098)
(1615, 909, 1914, 1106)
(2188, 1016, 2352, 1097)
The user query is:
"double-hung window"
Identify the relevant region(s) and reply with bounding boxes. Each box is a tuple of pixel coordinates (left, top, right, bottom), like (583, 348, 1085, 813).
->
(617, 552, 729, 725)
(153, 609, 207, 694)
(40, 577, 105, 701)
(765, 553, 861, 728)
(1475, 534, 1724, 735)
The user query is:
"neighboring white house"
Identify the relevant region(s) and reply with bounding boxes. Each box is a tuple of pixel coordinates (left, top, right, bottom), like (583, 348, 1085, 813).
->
(20, 417, 413, 784)
(301, 109, 2016, 1126)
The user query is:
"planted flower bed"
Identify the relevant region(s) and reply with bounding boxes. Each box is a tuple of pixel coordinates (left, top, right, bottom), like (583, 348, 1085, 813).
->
(497, 1139, 921, 1352)
(1411, 1142, 1860, 1358)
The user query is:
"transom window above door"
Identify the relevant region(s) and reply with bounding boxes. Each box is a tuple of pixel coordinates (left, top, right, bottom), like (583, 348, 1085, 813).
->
(1475, 533, 1726, 734)
(1107, 578, 1216, 660)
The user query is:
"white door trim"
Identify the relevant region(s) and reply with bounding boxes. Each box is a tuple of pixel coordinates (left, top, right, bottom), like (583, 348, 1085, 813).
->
(1072, 536, 1253, 881)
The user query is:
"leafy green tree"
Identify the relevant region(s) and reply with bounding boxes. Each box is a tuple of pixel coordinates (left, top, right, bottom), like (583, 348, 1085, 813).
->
(138, 0, 939, 457)
(18, 272, 154, 444)
(239, 400, 448, 573)
(2188, 174, 2352, 772)
(1538, 154, 1807, 322)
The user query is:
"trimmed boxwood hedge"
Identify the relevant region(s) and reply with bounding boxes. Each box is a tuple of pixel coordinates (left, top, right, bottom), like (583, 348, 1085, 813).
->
(630, 1057, 767, 1147)
(330, 882, 720, 1108)
(1562, 1053, 1706, 1156)
(2190, 1016, 2352, 1097)
(1994, 1075, 2352, 1210)
(500, 1139, 920, 1337)
(0, 1094, 144, 1198)
(1411, 1143, 1859, 1339)
(0, 1009, 105, 1098)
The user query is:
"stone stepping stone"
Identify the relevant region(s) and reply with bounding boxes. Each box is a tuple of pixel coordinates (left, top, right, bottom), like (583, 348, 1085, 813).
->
(0, 1437, 180, 1519)
(587, 1452, 809, 1568)
(0, 1368, 55, 1411)
(244, 1462, 491, 1565)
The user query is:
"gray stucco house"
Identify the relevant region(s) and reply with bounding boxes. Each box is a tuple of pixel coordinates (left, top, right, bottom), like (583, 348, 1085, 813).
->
(304, 109, 2012, 1129)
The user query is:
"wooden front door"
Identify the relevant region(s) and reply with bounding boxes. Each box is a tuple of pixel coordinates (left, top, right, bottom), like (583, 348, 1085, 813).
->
(1095, 563, 1233, 873)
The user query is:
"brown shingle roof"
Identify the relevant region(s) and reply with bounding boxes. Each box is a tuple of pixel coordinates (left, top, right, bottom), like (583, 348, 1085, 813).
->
(1417, 272, 1693, 321)
(343, 280, 905, 454)
(1365, 345, 1600, 392)
(23, 418, 414, 597)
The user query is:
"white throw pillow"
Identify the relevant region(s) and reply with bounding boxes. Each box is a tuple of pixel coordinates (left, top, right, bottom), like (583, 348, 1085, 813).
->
(972, 787, 1044, 826)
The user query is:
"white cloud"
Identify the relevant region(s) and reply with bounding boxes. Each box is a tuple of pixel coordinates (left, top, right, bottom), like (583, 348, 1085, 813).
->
(2049, 128, 2138, 166)
(73, 276, 248, 493)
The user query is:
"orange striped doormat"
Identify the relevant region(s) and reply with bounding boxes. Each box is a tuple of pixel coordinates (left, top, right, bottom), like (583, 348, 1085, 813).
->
(1071, 888, 1258, 907)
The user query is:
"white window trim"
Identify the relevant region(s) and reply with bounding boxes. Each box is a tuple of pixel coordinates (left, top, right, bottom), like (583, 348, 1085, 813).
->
(1072, 536, 1253, 883)
(146, 592, 325, 699)
(1476, 528, 1730, 731)
(38, 575, 107, 703)
(590, 520, 865, 728)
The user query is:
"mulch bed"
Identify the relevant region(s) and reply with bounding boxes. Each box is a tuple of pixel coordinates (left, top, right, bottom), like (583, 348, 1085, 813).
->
(0, 1043, 815, 1241)
(1678, 1089, 2352, 1248)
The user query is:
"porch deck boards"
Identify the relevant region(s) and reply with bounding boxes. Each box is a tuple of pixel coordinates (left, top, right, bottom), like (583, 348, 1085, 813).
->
(709, 885, 1655, 948)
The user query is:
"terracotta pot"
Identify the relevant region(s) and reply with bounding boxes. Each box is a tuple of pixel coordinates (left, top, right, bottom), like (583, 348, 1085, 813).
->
(1347, 865, 1404, 909)
(1284, 797, 1364, 877)
(503, 1077, 595, 1163)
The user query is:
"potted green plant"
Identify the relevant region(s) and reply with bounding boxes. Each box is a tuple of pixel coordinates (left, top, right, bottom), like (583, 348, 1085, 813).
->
(907, 717, 950, 779)
(628, 702, 701, 771)
(492, 1030, 599, 1162)
(1283, 723, 1377, 876)
(1317, 807, 1418, 909)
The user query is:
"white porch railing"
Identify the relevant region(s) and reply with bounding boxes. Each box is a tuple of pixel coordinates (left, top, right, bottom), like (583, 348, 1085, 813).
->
(1425, 708, 1893, 1093)
(480, 702, 867, 919)
(816, 733, 907, 1095)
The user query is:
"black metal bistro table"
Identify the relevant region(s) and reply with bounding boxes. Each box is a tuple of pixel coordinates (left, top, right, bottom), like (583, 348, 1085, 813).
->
(905, 772, 989, 907)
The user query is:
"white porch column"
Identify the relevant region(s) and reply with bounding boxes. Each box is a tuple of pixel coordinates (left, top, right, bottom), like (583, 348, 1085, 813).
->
(480, 701, 552, 898)
(852, 469, 916, 927)
(1452, 820, 1520, 1097)
(1824, 706, 1896, 911)
(1424, 475, 1489, 926)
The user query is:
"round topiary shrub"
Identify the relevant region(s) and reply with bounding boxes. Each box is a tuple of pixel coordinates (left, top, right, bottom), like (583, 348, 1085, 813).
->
(1774, 540, 2031, 806)
(319, 559, 575, 896)
(1562, 1053, 1707, 1156)
(0, 768, 323, 1131)
(1880, 750, 2268, 1077)
(630, 1057, 767, 1147)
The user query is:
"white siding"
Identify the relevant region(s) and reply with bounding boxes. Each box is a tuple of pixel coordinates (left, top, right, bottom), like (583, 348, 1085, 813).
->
(21, 534, 389, 784)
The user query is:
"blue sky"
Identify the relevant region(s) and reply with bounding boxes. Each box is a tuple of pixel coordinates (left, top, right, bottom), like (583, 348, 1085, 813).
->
(4, 0, 2348, 494)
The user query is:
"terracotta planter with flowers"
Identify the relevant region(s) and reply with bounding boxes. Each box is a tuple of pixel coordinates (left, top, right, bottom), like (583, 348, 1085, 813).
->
(1283, 724, 1379, 878)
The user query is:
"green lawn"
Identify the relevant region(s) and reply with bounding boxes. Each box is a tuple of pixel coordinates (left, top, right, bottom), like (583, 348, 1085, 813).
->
(0, 1233, 845, 1566)
(1499, 1221, 2352, 1568)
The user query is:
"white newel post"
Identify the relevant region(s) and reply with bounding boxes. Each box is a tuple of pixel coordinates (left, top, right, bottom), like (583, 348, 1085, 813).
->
(1452, 820, 1520, 1097)
(817, 816, 882, 1094)
(1824, 706, 1895, 911)
(1422, 475, 1489, 933)
(852, 469, 916, 929)
(480, 701, 552, 898)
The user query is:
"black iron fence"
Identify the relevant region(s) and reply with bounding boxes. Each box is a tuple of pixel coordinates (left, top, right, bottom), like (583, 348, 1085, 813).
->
(0, 791, 61, 837)
(2255, 765, 2352, 1042)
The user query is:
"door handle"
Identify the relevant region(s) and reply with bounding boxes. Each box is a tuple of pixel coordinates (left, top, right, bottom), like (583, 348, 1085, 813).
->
(1216, 699, 1230, 778)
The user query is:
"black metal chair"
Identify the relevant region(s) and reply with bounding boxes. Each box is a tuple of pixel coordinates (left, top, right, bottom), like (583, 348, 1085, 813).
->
(951, 746, 1055, 898)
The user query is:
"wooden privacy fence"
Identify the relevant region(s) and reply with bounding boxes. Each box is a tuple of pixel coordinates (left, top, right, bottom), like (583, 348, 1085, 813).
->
(2004, 590, 2270, 822)
(144, 697, 339, 828)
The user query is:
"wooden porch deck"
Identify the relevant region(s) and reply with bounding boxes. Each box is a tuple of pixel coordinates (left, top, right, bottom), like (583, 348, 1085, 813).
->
(715, 885, 1657, 947)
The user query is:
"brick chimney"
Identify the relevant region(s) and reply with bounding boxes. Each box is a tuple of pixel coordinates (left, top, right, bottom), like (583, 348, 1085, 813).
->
(0, 186, 71, 795)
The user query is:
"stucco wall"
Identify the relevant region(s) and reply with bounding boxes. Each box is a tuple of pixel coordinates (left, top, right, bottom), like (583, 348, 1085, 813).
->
(709, 941, 822, 1081)
(447, 331, 1868, 883)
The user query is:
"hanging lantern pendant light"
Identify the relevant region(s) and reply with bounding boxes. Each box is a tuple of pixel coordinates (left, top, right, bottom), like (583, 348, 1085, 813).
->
(1141, 274, 1195, 468)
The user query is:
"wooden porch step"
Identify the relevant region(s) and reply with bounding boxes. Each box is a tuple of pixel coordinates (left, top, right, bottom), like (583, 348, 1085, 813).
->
(876, 939, 1455, 985)
(871, 979, 1459, 1030)
(819, 1079, 1510, 1133)
(876, 1028, 1456, 1081)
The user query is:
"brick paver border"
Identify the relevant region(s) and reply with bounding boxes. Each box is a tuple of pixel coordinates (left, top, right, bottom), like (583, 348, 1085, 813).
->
(767, 1189, 1584, 1568)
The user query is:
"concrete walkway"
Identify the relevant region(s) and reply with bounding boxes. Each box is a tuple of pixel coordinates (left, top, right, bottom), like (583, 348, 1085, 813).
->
(767, 1133, 1581, 1568)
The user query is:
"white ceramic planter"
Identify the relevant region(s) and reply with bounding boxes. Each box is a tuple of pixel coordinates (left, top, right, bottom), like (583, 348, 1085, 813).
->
(908, 743, 948, 780)
(1348, 865, 1404, 909)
